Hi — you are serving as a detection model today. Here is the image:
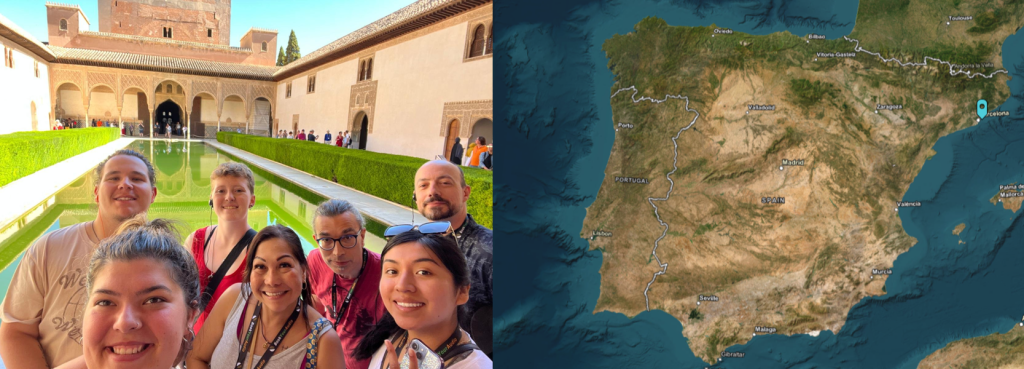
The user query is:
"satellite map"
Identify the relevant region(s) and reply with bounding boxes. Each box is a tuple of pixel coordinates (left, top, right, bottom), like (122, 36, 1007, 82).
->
(497, 0, 1024, 367)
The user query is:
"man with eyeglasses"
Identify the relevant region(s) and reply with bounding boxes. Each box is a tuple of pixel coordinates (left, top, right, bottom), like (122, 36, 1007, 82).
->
(306, 199, 386, 369)
(414, 160, 493, 356)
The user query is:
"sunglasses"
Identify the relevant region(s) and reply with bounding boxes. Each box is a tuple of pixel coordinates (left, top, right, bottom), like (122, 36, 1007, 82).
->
(384, 221, 453, 239)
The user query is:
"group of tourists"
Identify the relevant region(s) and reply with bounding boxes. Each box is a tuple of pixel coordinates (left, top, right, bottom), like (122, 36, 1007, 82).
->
(277, 129, 355, 148)
(0, 150, 493, 369)
(52, 118, 115, 130)
(447, 137, 492, 171)
(52, 119, 150, 137)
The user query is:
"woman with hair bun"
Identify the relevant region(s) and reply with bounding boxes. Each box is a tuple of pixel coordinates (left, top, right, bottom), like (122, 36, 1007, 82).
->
(80, 214, 201, 369)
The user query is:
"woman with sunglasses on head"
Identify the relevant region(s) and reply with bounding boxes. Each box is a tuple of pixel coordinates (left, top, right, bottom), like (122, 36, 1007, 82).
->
(187, 225, 345, 369)
(184, 162, 258, 334)
(354, 225, 492, 369)
(80, 215, 200, 369)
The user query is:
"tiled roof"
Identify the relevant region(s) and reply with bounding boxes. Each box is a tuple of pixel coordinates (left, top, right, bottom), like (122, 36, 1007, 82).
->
(0, 13, 56, 61)
(48, 45, 278, 80)
(45, 2, 90, 24)
(248, 27, 278, 34)
(80, 31, 252, 52)
(274, 0, 489, 79)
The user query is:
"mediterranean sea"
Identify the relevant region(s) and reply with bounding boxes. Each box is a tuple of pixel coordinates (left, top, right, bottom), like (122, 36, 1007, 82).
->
(496, 0, 1024, 367)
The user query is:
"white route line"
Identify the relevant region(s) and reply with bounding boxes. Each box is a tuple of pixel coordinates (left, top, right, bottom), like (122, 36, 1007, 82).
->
(611, 86, 699, 311)
(842, 36, 1008, 79)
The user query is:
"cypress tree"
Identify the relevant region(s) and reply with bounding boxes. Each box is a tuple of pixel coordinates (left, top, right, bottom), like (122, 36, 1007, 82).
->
(276, 46, 286, 66)
(285, 30, 301, 64)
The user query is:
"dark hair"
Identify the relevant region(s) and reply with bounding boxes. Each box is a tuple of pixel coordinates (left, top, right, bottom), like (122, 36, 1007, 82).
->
(354, 231, 469, 360)
(477, 136, 486, 145)
(93, 149, 157, 187)
(243, 225, 314, 327)
(88, 215, 198, 309)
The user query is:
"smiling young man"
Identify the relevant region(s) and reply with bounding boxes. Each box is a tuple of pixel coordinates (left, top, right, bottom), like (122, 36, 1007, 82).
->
(306, 199, 386, 369)
(414, 160, 493, 356)
(0, 149, 158, 369)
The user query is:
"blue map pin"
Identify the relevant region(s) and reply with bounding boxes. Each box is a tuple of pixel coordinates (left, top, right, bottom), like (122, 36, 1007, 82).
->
(978, 99, 988, 119)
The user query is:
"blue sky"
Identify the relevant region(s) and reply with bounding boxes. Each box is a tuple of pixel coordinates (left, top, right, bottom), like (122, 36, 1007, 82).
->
(0, 0, 415, 55)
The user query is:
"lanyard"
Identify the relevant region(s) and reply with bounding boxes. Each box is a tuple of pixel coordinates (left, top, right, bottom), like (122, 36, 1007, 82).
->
(330, 249, 367, 328)
(235, 299, 301, 369)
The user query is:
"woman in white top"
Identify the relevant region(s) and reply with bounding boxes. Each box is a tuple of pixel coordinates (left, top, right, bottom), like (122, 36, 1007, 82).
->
(354, 229, 492, 369)
(80, 216, 201, 369)
(187, 225, 345, 369)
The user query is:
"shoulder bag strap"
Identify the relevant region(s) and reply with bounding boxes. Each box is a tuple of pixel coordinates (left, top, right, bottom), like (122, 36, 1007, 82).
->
(201, 228, 257, 311)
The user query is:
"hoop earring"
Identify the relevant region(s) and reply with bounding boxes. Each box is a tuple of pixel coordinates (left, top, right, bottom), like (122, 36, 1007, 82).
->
(182, 327, 195, 350)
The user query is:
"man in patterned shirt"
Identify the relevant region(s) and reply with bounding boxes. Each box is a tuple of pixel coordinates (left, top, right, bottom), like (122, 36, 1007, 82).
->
(414, 160, 493, 356)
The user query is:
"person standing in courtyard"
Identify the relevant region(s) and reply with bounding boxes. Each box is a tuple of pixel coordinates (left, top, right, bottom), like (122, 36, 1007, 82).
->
(463, 140, 477, 166)
(0, 149, 159, 368)
(469, 137, 488, 168)
(308, 130, 317, 142)
(306, 199, 386, 369)
(449, 137, 464, 165)
(481, 145, 492, 170)
(414, 160, 493, 356)
(297, 129, 306, 141)
(324, 130, 332, 145)
(183, 163, 257, 334)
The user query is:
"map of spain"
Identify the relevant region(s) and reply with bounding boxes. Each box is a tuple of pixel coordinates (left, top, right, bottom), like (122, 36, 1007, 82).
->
(580, 0, 1024, 366)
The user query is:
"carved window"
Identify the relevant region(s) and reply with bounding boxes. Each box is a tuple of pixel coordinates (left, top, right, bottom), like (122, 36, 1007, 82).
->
(286, 82, 292, 98)
(469, 25, 485, 57)
(486, 26, 493, 55)
(261, 41, 268, 52)
(59, 19, 68, 31)
(163, 27, 173, 38)
(208, 28, 213, 38)
(358, 58, 374, 81)
(34, 60, 39, 77)
(307, 74, 316, 93)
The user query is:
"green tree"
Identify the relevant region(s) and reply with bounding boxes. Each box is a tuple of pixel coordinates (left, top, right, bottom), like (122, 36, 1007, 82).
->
(276, 46, 285, 66)
(284, 30, 301, 64)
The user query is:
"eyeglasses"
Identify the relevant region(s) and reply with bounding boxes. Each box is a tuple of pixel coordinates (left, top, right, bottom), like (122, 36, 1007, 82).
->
(384, 221, 453, 239)
(316, 229, 362, 251)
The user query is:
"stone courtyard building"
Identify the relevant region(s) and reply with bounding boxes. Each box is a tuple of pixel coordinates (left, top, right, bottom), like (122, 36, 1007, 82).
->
(0, 0, 492, 160)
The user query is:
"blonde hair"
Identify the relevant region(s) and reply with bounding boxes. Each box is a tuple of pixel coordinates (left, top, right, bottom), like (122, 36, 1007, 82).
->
(210, 162, 255, 193)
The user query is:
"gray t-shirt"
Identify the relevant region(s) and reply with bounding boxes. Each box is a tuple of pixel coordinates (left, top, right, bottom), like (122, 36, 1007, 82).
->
(1, 223, 97, 367)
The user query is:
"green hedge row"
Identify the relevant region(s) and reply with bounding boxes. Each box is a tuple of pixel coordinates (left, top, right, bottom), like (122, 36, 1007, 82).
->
(217, 132, 493, 228)
(0, 128, 121, 188)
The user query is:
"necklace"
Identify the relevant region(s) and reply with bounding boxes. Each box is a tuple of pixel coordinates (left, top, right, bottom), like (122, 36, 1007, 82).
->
(258, 315, 270, 349)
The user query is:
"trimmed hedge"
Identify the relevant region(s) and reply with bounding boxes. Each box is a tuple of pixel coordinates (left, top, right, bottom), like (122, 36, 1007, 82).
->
(0, 128, 121, 188)
(217, 132, 493, 228)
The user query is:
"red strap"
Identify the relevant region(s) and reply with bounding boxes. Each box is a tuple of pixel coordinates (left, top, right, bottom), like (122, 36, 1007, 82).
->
(236, 293, 250, 339)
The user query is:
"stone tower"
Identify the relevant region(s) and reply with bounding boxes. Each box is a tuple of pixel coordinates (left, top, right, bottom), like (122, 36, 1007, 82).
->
(96, 0, 231, 45)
